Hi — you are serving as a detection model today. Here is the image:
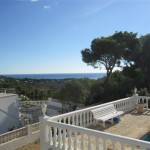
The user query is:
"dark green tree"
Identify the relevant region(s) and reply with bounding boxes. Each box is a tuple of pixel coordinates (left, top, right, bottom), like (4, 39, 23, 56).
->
(81, 31, 140, 84)
(112, 31, 141, 65)
(138, 34, 150, 90)
(81, 37, 123, 83)
(54, 80, 84, 111)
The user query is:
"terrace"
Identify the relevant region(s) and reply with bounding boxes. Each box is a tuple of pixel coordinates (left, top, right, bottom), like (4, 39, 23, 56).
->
(40, 92, 150, 150)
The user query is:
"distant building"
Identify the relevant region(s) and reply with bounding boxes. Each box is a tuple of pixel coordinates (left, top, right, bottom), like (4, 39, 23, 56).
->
(0, 93, 19, 134)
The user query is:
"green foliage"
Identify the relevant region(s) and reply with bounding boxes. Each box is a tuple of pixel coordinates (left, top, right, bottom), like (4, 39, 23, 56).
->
(0, 76, 69, 101)
(138, 34, 150, 90)
(107, 71, 133, 99)
(81, 37, 123, 79)
(85, 71, 133, 105)
(81, 31, 140, 82)
(137, 88, 150, 96)
(123, 33, 150, 91)
(112, 31, 141, 65)
(86, 78, 105, 105)
(53, 78, 94, 105)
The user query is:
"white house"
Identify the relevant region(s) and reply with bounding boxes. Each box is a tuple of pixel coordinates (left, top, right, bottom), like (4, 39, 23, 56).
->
(0, 93, 19, 134)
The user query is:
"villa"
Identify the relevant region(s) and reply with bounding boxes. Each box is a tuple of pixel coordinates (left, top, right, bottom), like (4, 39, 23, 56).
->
(0, 90, 150, 149)
(0, 93, 19, 134)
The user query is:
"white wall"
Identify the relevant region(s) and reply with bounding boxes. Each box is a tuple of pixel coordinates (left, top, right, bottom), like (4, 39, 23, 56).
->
(0, 94, 19, 134)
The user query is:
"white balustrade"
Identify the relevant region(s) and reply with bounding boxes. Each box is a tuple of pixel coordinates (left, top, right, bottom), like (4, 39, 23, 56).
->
(40, 95, 150, 150)
(49, 96, 136, 128)
(137, 96, 150, 110)
(42, 120, 150, 150)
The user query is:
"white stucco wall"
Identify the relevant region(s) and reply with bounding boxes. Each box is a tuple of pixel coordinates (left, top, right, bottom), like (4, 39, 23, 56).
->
(0, 93, 19, 134)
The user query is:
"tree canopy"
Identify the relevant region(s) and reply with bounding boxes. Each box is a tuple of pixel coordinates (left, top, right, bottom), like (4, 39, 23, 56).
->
(81, 31, 140, 81)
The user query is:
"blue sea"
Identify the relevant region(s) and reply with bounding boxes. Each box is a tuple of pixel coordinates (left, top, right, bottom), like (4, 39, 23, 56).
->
(3, 73, 105, 80)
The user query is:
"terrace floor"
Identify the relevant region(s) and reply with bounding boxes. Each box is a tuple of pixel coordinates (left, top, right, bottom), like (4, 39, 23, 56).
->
(18, 109, 150, 150)
(90, 109, 150, 139)
(74, 109, 150, 150)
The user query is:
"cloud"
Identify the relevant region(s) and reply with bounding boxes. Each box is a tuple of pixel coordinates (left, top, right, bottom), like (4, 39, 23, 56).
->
(44, 5, 50, 9)
(42, 1, 59, 10)
(31, 0, 38, 2)
(18, 0, 38, 2)
(53, 1, 59, 6)
(83, 1, 115, 17)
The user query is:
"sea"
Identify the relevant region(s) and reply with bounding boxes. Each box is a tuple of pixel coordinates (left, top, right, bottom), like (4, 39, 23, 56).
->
(2, 73, 105, 80)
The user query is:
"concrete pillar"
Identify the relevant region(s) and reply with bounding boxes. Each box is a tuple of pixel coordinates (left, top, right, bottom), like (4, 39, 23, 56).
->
(39, 116, 49, 150)
(40, 102, 49, 150)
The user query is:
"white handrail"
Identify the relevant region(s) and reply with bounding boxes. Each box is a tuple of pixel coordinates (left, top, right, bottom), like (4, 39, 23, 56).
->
(46, 120, 150, 149)
(50, 97, 132, 120)
(47, 96, 136, 129)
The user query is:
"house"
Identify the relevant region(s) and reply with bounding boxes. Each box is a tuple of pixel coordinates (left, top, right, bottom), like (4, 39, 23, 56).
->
(0, 93, 19, 134)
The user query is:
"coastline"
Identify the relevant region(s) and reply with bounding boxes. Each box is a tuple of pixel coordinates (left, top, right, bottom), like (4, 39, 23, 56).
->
(1, 73, 105, 80)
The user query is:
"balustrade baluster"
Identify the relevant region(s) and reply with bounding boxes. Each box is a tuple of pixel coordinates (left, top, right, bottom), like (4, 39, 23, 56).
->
(87, 112, 89, 125)
(88, 135, 92, 150)
(121, 142, 125, 150)
(76, 114, 78, 126)
(131, 146, 136, 150)
(146, 99, 148, 109)
(112, 141, 116, 150)
(58, 128, 62, 148)
(96, 137, 99, 150)
(131, 145, 136, 150)
(80, 113, 82, 126)
(68, 130, 72, 150)
(54, 127, 57, 147)
(48, 126, 52, 146)
(68, 116, 70, 124)
(83, 112, 85, 126)
(103, 140, 107, 150)
(64, 118, 66, 124)
(90, 112, 92, 125)
(72, 116, 75, 125)
(62, 129, 66, 150)
(81, 133, 84, 150)
(74, 132, 77, 150)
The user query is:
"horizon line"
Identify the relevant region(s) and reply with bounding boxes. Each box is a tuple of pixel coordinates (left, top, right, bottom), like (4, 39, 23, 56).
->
(0, 72, 106, 75)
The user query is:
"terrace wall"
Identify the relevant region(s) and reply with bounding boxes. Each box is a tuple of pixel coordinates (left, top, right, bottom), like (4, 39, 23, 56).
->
(0, 123, 39, 150)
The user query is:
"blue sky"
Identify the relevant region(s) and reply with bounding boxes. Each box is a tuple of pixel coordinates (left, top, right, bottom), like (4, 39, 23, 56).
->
(0, 0, 150, 74)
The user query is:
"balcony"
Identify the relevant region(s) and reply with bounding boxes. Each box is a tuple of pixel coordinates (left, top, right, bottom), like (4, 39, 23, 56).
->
(40, 94, 150, 150)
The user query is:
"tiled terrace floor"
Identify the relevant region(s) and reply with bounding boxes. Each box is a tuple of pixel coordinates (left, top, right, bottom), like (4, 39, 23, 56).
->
(74, 109, 150, 150)
(90, 109, 150, 139)
(81, 109, 150, 150)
